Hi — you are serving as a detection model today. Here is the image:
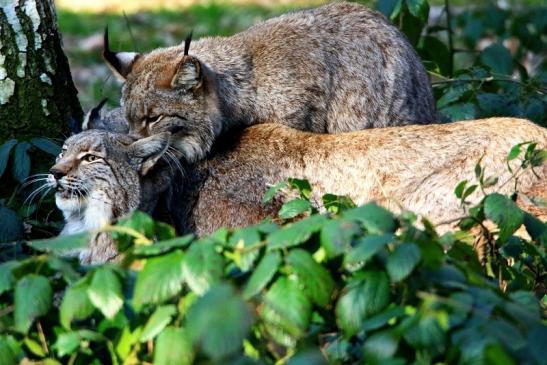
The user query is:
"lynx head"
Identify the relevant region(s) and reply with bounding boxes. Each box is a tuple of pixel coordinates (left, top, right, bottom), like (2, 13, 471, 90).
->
(103, 29, 218, 162)
(48, 126, 170, 231)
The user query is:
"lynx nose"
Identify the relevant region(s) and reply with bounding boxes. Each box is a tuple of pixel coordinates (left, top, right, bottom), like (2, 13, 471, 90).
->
(49, 167, 66, 180)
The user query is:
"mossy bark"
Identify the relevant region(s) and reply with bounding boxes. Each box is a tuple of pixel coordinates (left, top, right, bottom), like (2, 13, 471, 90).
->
(0, 0, 82, 142)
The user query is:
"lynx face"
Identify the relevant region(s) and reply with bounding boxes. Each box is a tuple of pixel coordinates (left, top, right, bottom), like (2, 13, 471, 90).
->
(104, 31, 218, 162)
(49, 130, 170, 232)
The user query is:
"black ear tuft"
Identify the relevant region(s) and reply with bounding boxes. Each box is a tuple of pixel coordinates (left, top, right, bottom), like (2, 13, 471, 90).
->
(184, 31, 193, 56)
(103, 26, 120, 72)
(82, 98, 108, 131)
(102, 26, 140, 81)
(89, 98, 108, 122)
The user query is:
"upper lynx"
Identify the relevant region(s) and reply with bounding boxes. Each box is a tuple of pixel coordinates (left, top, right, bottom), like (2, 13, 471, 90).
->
(104, 2, 436, 162)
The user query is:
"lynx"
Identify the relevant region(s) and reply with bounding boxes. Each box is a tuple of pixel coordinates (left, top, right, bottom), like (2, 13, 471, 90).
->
(48, 128, 170, 264)
(103, 2, 436, 163)
(53, 113, 545, 264)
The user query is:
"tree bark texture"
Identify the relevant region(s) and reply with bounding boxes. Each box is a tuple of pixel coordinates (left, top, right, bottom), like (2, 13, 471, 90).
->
(0, 0, 82, 141)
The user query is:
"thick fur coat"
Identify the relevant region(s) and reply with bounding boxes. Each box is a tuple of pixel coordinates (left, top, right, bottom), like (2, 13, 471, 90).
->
(104, 2, 436, 162)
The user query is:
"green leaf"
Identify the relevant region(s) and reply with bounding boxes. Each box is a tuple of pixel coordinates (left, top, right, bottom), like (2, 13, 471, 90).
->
(182, 241, 223, 295)
(139, 305, 176, 342)
(386, 243, 421, 282)
(0, 206, 24, 243)
(436, 83, 472, 109)
(527, 325, 547, 365)
(0, 261, 17, 295)
(523, 213, 547, 246)
(87, 268, 123, 319)
(0, 335, 22, 365)
(53, 332, 80, 357)
(28, 232, 89, 253)
(483, 176, 499, 188)
(420, 36, 451, 77)
(440, 103, 476, 122)
(377, 0, 403, 19)
(187, 284, 252, 360)
(30, 137, 61, 156)
(336, 271, 391, 336)
(24, 337, 46, 357)
(14, 274, 52, 333)
(132, 235, 193, 256)
(507, 144, 522, 161)
(480, 43, 513, 75)
(363, 331, 399, 362)
(228, 226, 261, 271)
(243, 251, 281, 299)
(116, 210, 155, 241)
(407, 0, 429, 22)
(261, 277, 312, 346)
(288, 178, 312, 199)
(484, 193, 524, 242)
(343, 203, 396, 234)
(263, 181, 288, 203)
(287, 249, 335, 307)
(0, 139, 17, 178)
(278, 198, 311, 219)
(484, 344, 516, 365)
(345, 234, 394, 269)
(12, 141, 31, 183)
(154, 327, 194, 365)
(60, 280, 95, 329)
(322, 193, 356, 214)
(462, 185, 478, 200)
(454, 180, 467, 199)
(320, 219, 360, 258)
(133, 250, 185, 309)
(267, 214, 328, 249)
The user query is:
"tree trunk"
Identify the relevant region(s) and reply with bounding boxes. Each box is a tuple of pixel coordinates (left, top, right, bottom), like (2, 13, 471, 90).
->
(0, 0, 82, 141)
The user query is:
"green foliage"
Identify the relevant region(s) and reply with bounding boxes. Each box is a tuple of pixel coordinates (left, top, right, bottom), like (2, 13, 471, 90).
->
(0, 142, 545, 364)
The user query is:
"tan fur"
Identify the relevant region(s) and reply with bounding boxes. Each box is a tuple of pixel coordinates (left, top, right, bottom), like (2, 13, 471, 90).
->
(177, 118, 546, 235)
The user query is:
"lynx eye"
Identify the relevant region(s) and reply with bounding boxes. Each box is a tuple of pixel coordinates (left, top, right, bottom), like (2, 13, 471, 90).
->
(146, 115, 164, 127)
(82, 154, 100, 163)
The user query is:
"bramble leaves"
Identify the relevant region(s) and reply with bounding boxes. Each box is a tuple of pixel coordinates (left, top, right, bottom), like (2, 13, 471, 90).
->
(336, 271, 391, 336)
(87, 268, 124, 319)
(133, 250, 185, 308)
(484, 194, 524, 242)
(14, 275, 52, 333)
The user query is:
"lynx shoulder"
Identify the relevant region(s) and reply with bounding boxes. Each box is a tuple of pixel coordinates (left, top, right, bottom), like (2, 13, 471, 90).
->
(103, 2, 436, 162)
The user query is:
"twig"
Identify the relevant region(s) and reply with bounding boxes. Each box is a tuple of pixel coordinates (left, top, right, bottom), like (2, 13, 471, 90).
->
(123, 11, 139, 53)
(444, 0, 454, 77)
(434, 215, 467, 227)
(36, 321, 50, 354)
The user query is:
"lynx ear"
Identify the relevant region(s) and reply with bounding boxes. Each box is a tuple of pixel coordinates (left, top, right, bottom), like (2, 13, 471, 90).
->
(82, 98, 108, 131)
(129, 132, 171, 176)
(171, 56, 203, 91)
(103, 27, 140, 82)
